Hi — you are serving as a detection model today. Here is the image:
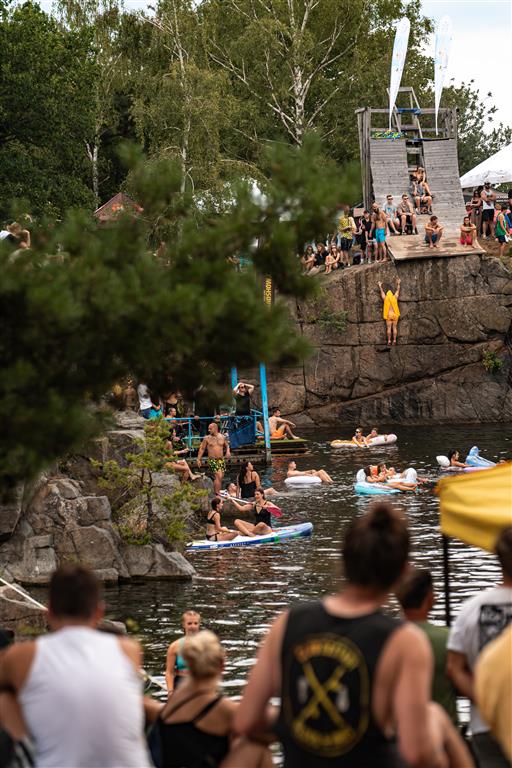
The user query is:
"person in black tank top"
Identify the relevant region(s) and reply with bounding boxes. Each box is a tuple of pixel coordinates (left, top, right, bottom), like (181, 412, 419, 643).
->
(230, 488, 273, 537)
(233, 503, 472, 768)
(237, 461, 261, 499)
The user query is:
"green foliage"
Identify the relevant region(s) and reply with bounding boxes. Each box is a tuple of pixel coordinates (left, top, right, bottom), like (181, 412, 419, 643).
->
(316, 309, 348, 333)
(0, 2, 96, 218)
(97, 419, 204, 547)
(482, 350, 504, 375)
(0, 138, 344, 494)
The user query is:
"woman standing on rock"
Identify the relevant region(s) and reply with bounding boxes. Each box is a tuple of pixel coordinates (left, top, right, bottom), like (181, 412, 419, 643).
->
(165, 611, 201, 694)
(378, 278, 401, 346)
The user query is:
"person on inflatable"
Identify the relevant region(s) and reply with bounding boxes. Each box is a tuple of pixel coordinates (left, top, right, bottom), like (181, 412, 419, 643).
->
(352, 427, 369, 446)
(378, 278, 401, 346)
(230, 488, 274, 537)
(287, 460, 333, 484)
(448, 449, 468, 469)
(386, 467, 418, 491)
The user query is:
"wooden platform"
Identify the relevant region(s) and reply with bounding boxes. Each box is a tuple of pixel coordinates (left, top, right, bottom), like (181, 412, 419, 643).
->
(388, 232, 484, 261)
(370, 138, 410, 208)
(423, 139, 466, 235)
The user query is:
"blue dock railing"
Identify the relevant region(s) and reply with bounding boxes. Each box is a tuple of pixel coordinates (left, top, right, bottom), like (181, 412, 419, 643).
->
(155, 410, 263, 452)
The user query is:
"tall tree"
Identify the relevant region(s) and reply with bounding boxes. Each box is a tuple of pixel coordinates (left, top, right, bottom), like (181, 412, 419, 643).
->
(54, 0, 133, 208)
(0, 1, 96, 217)
(0, 136, 342, 495)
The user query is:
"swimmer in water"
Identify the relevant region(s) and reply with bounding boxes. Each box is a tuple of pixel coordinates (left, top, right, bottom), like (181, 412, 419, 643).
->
(287, 460, 333, 484)
(352, 427, 369, 446)
(165, 610, 201, 694)
(448, 450, 468, 468)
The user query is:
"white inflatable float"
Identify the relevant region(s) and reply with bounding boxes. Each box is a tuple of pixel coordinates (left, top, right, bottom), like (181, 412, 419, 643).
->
(437, 455, 486, 473)
(285, 475, 322, 486)
(187, 522, 313, 551)
(331, 434, 397, 449)
(465, 446, 496, 468)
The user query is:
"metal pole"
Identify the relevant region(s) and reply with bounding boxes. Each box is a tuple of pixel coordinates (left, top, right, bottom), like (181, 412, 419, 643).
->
(230, 367, 238, 390)
(442, 535, 451, 627)
(259, 362, 272, 464)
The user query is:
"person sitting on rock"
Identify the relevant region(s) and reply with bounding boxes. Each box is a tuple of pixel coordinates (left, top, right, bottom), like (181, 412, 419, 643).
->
(460, 216, 478, 247)
(165, 430, 201, 482)
(378, 278, 401, 346)
(287, 460, 333, 484)
(425, 216, 444, 249)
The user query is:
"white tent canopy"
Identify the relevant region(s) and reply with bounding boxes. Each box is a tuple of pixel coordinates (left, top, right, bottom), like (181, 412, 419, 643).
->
(460, 142, 512, 189)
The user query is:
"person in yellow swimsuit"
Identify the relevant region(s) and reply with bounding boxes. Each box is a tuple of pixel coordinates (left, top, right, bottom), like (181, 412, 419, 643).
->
(378, 278, 401, 346)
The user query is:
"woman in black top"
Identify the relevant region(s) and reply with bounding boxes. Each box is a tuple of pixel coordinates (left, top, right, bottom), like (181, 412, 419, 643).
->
(233, 382, 254, 416)
(230, 488, 273, 537)
(151, 630, 272, 768)
(233, 503, 472, 768)
(237, 461, 261, 499)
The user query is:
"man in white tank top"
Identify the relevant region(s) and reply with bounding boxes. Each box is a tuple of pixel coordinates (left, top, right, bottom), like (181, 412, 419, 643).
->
(0, 565, 151, 767)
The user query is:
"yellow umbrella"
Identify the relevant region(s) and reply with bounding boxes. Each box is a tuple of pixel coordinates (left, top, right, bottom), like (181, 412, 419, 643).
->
(436, 462, 512, 625)
(437, 462, 512, 552)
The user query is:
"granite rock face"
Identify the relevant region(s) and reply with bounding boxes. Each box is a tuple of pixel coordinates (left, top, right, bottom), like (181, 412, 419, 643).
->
(263, 255, 512, 424)
(0, 413, 207, 586)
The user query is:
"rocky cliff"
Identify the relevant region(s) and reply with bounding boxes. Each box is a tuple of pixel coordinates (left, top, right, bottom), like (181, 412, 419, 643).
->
(265, 254, 512, 424)
(0, 413, 211, 589)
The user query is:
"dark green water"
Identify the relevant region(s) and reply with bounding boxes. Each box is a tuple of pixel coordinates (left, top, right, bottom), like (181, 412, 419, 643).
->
(105, 424, 511, 697)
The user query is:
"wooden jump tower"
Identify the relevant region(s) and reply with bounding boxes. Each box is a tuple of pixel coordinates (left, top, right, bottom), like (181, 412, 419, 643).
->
(356, 87, 484, 261)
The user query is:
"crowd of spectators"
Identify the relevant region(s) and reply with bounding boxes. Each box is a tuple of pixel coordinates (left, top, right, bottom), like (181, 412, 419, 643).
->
(1, 512, 510, 767)
(466, 184, 512, 258)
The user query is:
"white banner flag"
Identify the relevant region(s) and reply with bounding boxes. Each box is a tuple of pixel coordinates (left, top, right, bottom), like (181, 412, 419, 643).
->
(389, 18, 411, 130)
(434, 16, 453, 135)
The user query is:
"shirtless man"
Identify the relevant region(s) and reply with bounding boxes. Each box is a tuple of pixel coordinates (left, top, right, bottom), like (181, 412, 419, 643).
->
(425, 216, 444, 249)
(268, 408, 298, 440)
(287, 460, 333, 484)
(197, 422, 231, 493)
(370, 204, 388, 261)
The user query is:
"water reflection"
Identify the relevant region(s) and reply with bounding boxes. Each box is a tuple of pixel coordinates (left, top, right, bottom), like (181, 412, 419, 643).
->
(106, 424, 508, 695)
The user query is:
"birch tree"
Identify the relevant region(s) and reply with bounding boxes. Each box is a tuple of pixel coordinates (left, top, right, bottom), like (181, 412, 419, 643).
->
(54, 0, 127, 208)
(133, 0, 230, 199)
(204, 0, 369, 146)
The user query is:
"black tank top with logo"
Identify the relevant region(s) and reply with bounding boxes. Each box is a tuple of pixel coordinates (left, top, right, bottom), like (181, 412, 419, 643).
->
(276, 601, 405, 768)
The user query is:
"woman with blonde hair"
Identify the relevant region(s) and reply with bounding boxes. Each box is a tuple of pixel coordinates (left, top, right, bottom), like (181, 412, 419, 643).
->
(155, 630, 272, 767)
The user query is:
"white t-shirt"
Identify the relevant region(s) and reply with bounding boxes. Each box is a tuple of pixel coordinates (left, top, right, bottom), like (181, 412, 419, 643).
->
(137, 384, 152, 411)
(481, 190, 495, 210)
(447, 585, 512, 733)
(356, 469, 366, 483)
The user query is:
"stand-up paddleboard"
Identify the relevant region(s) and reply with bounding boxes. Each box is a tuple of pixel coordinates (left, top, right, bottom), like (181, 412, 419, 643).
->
(187, 522, 313, 551)
(354, 483, 401, 496)
(285, 475, 322, 486)
(331, 434, 398, 449)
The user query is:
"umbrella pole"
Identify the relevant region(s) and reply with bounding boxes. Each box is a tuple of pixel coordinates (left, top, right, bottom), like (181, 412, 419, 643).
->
(442, 535, 451, 627)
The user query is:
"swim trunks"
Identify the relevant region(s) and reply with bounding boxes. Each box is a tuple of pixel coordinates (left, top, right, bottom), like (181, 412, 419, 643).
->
(375, 227, 386, 244)
(271, 425, 286, 439)
(207, 457, 226, 473)
(425, 233, 438, 243)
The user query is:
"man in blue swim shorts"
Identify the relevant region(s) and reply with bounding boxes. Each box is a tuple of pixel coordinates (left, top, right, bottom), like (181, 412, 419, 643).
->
(371, 203, 388, 261)
(425, 215, 444, 249)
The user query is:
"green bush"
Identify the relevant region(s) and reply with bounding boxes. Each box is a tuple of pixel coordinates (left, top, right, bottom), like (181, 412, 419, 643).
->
(482, 350, 504, 374)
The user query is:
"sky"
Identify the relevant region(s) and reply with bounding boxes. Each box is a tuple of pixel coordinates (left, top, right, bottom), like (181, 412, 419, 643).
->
(35, 0, 511, 129)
